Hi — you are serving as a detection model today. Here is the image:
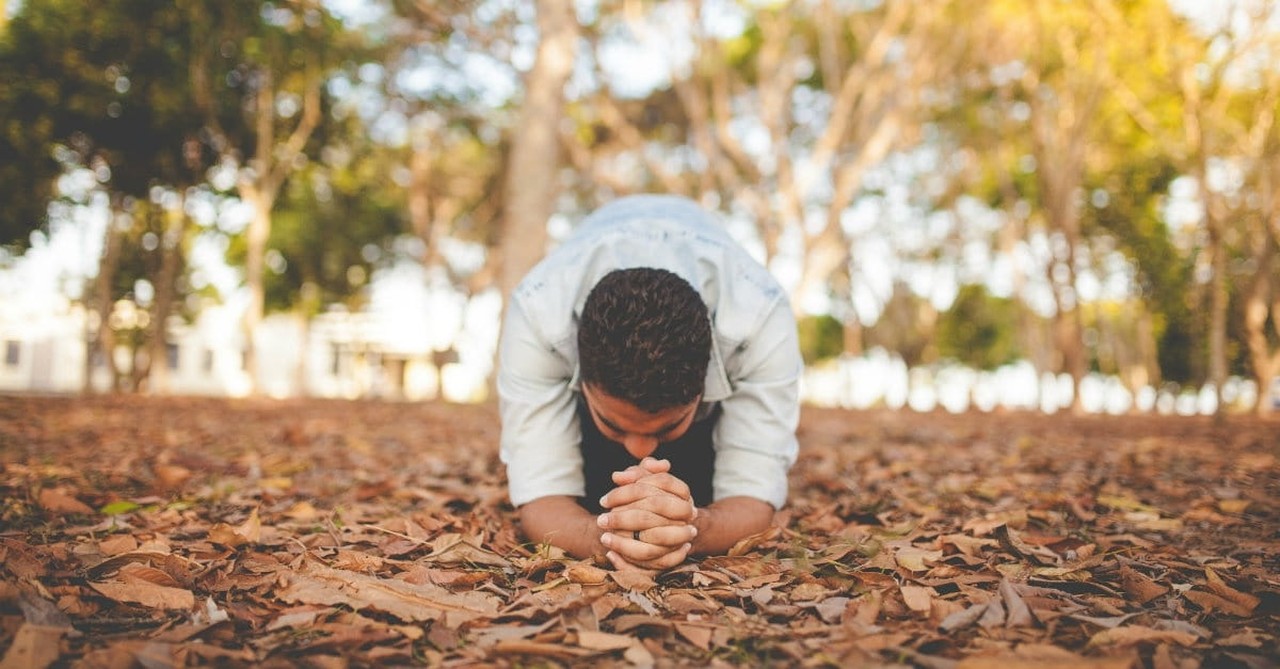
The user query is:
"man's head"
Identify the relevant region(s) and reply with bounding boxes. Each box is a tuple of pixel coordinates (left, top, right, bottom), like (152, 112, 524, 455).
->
(578, 267, 711, 415)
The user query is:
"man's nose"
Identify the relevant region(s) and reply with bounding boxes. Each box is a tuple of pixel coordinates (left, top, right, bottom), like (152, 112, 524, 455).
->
(622, 434, 659, 460)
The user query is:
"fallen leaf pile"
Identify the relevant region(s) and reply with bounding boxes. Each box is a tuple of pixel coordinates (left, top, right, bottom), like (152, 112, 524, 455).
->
(0, 395, 1276, 667)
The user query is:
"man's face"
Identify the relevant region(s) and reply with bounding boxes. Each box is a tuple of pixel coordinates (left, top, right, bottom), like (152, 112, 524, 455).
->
(582, 383, 701, 460)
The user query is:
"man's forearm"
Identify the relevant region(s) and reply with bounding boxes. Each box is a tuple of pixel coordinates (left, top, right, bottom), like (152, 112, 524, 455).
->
(690, 496, 775, 556)
(518, 495, 605, 559)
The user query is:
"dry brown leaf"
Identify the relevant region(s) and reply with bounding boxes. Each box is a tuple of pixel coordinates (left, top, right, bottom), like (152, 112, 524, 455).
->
(697, 555, 782, 579)
(608, 569, 657, 593)
(940, 533, 999, 557)
(749, 584, 775, 607)
(1217, 629, 1268, 648)
(565, 563, 610, 585)
(332, 549, 384, 572)
(0, 624, 67, 669)
(1068, 613, 1140, 629)
(1204, 569, 1260, 615)
(625, 591, 661, 616)
(900, 585, 933, 613)
(267, 607, 325, 631)
(38, 488, 95, 515)
(236, 508, 263, 543)
(207, 509, 262, 548)
(1118, 566, 1168, 605)
(978, 598, 1006, 629)
(153, 464, 193, 489)
(279, 562, 500, 627)
(90, 580, 195, 610)
(1087, 625, 1198, 648)
(1217, 499, 1250, 514)
(999, 579, 1034, 628)
(892, 545, 943, 572)
(957, 653, 1134, 669)
(675, 623, 713, 650)
(624, 641, 656, 667)
(85, 551, 194, 586)
(814, 596, 851, 624)
(1183, 589, 1255, 617)
(663, 591, 720, 615)
(575, 630, 635, 651)
(470, 621, 558, 647)
(942, 601, 988, 634)
(98, 534, 139, 557)
(424, 533, 511, 567)
(790, 581, 829, 601)
(997, 526, 1059, 565)
(283, 501, 321, 521)
(962, 510, 1027, 536)
(118, 562, 183, 589)
(492, 640, 588, 659)
(726, 525, 780, 556)
(8, 391, 1280, 667)
(853, 589, 883, 626)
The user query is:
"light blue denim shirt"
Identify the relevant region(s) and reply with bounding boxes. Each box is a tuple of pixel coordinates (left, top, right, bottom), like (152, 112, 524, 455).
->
(497, 195, 801, 509)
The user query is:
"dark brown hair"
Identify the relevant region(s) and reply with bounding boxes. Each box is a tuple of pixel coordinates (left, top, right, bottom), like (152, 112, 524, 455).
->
(578, 268, 711, 412)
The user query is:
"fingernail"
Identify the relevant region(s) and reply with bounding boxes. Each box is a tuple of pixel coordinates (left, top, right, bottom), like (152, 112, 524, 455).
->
(601, 533, 613, 547)
(597, 514, 610, 528)
(598, 495, 609, 507)
(690, 526, 698, 537)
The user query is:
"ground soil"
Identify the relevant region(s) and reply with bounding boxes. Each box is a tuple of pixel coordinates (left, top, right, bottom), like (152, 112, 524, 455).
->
(0, 395, 1276, 667)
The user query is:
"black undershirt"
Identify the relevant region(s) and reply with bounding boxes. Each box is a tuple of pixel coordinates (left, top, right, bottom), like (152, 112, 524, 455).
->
(576, 399, 720, 514)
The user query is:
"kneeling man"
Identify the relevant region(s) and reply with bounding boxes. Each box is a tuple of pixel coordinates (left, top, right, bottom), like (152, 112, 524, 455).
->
(498, 195, 801, 571)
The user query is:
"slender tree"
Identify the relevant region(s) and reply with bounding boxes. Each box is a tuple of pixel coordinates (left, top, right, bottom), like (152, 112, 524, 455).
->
(498, 0, 579, 301)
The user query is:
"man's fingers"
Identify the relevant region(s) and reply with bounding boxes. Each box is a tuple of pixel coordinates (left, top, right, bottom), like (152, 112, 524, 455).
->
(616, 543, 691, 571)
(597, 514, 697, 546)
(636, 543, 691, 570)
(602, 532, 692, 566)
(602, 492, 697, 524)
(610, 458, 671, 485)
(605, 551, 649, 573)
(631, 524, 698, 548)
(640, 458, 669, 474)
(600, 473, 693, 510)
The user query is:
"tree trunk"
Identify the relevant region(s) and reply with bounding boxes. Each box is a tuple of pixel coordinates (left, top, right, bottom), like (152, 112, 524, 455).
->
(86, 210, 127, 394)
(1243, 229, 1277, 415)
(240, 190, 272, 394)
(234, 64, 321, 395)
(1205, 203, 1229, 417)
(295, 313, 311, 398)
(498, 0, 578, 301)
(144, 201, 192, 394)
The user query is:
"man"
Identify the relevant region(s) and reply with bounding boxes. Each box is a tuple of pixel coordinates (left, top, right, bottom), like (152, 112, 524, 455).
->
(498, 195, 801, 571)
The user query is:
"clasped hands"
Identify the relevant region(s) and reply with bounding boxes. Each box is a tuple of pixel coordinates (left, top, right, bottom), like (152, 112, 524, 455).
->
(596, 457, 699, 571)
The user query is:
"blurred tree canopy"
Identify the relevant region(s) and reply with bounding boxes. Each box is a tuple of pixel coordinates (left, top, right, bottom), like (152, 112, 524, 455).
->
(2, 0, 1279, 412)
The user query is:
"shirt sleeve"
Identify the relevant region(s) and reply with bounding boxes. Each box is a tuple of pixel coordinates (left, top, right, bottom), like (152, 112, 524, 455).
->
(711, 297, 802, 509)
(496, 297, 585, 507)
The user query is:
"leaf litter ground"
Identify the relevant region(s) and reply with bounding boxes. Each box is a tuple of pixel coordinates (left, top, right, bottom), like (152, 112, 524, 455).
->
(0, 395, 1276, 668)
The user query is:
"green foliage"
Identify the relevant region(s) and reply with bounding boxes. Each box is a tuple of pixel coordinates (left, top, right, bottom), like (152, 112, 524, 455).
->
(864, 283, 938, 368)
(263, 158, 406, 315)
(796, 314, 844, 365)
(1086, 160, 1199, 383)
(936, 284, 1021, 370)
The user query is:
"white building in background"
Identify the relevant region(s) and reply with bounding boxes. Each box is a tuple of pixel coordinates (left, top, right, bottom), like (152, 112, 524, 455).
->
(3, 296, 1275, 413)
(0, 301, 486, 402)
(0, 295, 88, 394)
(799, 348, 1272, 416)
